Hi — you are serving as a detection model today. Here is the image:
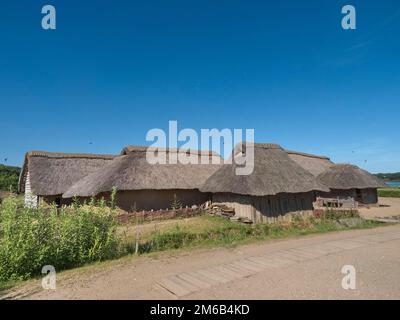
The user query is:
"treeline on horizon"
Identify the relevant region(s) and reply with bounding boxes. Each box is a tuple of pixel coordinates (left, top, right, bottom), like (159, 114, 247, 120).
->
(374, 172, 400, 181)
(0, 164, 21, 192)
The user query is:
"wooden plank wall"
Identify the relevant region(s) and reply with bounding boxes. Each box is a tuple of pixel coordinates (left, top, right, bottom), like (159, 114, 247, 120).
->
(212, 192, 315, 223)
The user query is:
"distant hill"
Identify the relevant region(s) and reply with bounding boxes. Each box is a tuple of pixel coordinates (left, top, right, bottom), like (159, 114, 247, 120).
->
(0, 164, 21, 192)
(375, 172, 400, 181)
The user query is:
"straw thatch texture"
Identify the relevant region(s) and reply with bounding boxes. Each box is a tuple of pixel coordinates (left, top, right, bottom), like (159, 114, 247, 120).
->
(200, 143, 330, 196)
(317, 164, 387, 190)
(286, 150, 333, 176)
(63, 147, 222, 198)
(18, 151, 116, 196)
(121, 145, 220, 157)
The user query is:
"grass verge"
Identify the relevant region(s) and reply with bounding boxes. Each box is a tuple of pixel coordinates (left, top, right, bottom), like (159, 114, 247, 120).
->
(120, 214, 385, 255)
(378, 188, 400, 198)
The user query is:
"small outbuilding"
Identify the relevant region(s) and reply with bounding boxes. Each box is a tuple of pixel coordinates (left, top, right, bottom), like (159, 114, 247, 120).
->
(316, 164, 387, 205)
(200, 143, 329, 223)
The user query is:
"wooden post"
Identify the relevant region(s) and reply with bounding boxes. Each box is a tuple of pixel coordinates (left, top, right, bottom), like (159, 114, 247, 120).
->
(135, 215, 140, 255)
(135, 228, 140, 255)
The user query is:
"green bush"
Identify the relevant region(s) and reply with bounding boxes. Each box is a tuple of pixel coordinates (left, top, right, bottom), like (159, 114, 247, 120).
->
(0, 196, 119, 282)
(0, 164, 20, 192)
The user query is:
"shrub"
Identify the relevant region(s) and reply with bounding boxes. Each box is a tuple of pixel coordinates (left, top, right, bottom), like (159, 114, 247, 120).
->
(0, 196, 119, 282)
(0, 165, 20, 192)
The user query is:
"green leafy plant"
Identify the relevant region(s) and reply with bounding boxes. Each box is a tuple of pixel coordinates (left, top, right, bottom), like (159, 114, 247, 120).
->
(110, 186, 118, 209)
(0, 195, 120, 282)
(170, 193, 182, 210)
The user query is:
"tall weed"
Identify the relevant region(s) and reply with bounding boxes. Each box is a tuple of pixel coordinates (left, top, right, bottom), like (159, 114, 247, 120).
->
(0, 196, 119, 281)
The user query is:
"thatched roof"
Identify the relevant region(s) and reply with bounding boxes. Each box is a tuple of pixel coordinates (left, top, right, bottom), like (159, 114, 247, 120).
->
(286, 150, 333, 176)
(18, 151, 116, 195)
(63, 147, 223, 198)
(200, 143, 330, 196)
(317, 164, 387, 190)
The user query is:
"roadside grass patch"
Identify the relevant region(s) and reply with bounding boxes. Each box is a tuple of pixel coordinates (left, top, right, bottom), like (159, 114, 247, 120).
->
(122, 214, 384, 255)
(378, 188, 400, 198)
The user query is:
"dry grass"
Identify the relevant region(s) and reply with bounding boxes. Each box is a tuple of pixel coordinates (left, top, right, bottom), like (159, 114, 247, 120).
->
(117, 213, 385, 256)
(117, 214, 225, 242)
(0, 191, 23, 203)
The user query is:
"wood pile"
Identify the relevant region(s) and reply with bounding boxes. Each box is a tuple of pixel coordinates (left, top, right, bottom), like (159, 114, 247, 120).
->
(202, 203, 250, 223)
(205, 203, 235, 217)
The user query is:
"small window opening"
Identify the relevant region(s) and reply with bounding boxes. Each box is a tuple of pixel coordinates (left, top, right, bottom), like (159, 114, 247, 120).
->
(55, 197, 62, 208)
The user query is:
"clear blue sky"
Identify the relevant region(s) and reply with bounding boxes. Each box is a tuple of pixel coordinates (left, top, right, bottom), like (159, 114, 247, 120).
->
(0, 0, 399, 173)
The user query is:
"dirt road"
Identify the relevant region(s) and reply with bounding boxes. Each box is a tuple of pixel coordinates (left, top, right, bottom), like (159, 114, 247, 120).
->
(3, 223, 400, 300)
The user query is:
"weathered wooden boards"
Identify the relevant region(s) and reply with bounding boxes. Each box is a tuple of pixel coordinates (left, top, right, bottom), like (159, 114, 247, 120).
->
(157, 231, 400, 297)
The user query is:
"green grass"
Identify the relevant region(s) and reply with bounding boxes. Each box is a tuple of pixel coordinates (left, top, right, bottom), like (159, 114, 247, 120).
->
(120, 214, 385, 255)
(378, 188, 400, 198)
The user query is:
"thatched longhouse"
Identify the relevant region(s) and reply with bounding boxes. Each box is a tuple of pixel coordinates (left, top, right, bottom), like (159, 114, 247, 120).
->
(18, 144, 386, 217)
(200, 143, 330, 223)
(19, 151, 115, 208)
(62, 146, 222, 211)
(316, 164, 387, 205)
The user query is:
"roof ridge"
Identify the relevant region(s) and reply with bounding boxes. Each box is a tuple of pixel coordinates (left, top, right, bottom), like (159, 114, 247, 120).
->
(26, 151, 116, 160)
(235, 142, 283, 150)
(286, 149, 330, 160)
(329, 163, 359, 168)
(121, 145, 221, 157)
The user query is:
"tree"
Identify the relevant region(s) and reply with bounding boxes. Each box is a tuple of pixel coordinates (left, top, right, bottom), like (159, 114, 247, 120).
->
(0, 164, 21, 192)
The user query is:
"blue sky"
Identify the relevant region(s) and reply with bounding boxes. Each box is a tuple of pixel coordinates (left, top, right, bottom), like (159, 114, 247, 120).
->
(0, 0, 399, 173)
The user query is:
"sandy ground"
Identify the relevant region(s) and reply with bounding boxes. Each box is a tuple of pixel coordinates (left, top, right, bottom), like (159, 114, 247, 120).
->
(359, 197, 400, 220)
